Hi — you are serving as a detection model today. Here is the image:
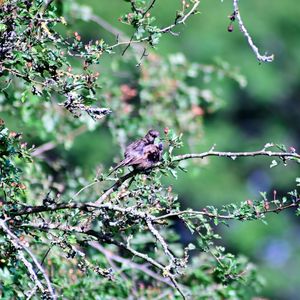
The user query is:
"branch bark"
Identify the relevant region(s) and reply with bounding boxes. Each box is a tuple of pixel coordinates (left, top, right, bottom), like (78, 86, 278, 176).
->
(232, 0, 274, 63)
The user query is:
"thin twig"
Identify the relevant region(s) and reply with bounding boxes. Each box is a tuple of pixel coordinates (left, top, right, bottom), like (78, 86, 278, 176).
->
(94, 170, 138, 204)
(0, 219, 56, 299)
(38, 0, 55, 15)
(2, 67, 47, 87)
(155, 198, 300, 221)
(233, 0, 274, 63)
(72, 180, 100, 199)
(109, 0, 200, 50)
(159, 0, 200, 33)
(129, 0, 143, 14)
(26, 246, 54, 299)
(90, 242, 174, 288)
(88, 14, 144, 55)
(143, 0, 157, 16)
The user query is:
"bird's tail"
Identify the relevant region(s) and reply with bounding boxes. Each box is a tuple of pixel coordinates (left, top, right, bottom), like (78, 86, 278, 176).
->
(107, 157, 131, 176)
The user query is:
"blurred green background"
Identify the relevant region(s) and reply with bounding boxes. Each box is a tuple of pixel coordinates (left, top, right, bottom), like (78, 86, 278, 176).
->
(10, 0, 300, 298)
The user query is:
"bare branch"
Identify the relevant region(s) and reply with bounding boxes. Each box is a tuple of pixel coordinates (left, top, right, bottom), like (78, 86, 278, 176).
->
(172, 149, 300, 163)
(146, 220, 177, 267)
(233, 0, 274, 63)
(31, 141, 57, 157)
(143, 0, 157, 17)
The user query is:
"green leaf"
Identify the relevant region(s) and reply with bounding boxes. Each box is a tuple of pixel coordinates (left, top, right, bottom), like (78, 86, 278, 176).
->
(169, 168, 177, 179)
(270, 160, 278, 168)
(0, 24, 7, 32)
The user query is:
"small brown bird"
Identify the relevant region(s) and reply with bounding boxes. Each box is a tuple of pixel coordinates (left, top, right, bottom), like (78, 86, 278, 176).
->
(108, 130, 162, 175)
(129, 143, 163, 171)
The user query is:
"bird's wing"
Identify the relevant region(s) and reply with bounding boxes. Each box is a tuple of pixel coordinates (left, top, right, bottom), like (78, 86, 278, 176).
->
(124, 139, 145, 158)
(126, 156, 145, 167)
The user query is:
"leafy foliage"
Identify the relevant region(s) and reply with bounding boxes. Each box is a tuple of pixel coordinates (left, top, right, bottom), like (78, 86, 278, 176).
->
(0, 0, 110, 120)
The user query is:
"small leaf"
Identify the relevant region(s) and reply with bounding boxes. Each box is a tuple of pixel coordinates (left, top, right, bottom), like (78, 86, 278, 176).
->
(187, 243, 196, 250)
(0, 24, 7, 32)
(270, 160, 278, 168)
(169, 168, 177, 179)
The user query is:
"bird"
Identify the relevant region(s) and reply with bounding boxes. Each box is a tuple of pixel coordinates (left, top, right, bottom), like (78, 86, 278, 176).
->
(108, 130, 162, 175)
(128, 142, 163, 171)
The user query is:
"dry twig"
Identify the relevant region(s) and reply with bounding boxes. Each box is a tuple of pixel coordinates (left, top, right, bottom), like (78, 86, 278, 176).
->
(232, 0, 274, 63)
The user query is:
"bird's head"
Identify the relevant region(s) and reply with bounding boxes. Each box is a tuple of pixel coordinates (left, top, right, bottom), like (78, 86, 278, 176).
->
(145, 129, 160, 143)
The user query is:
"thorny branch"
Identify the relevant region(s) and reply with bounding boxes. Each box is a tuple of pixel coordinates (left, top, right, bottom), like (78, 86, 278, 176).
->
(232, 0, 274, 63)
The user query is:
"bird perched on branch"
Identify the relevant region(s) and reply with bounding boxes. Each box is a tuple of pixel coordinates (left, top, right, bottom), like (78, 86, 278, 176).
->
(130, 143, 163, 171)
(108, 130, 162, 175)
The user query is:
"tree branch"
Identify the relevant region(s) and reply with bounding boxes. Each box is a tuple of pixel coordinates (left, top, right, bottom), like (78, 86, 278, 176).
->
(143, 0, 157, 17)
(159, 0, 200, 33)
(146, 219, 177, 268)
(0, 219, 56, 299)
(233, 0, 274, 63)
(109, 0, 200, 51)
(172, 148, 300, 163)
(155, 197, 300, 221)
(90, 241, 174, 288)
(94, 170, 138, 204)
